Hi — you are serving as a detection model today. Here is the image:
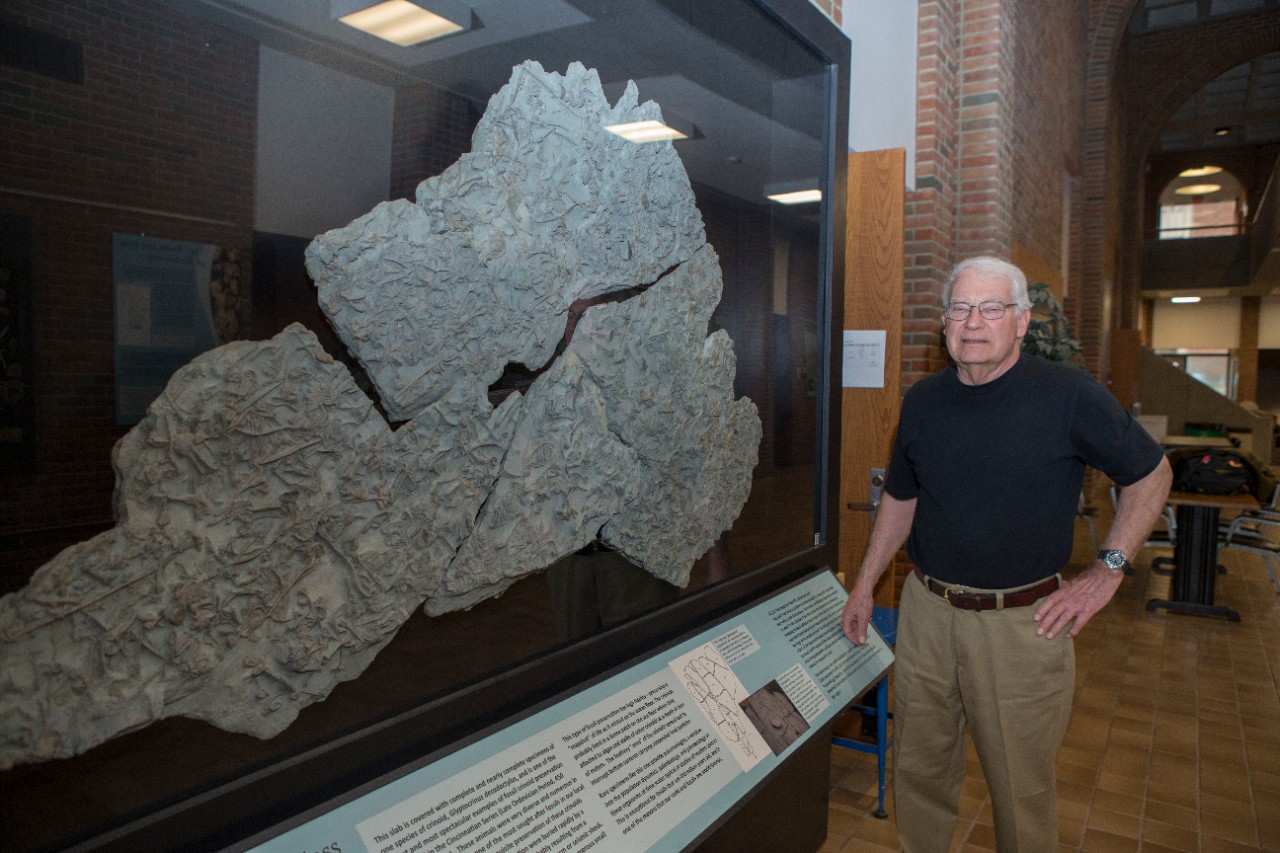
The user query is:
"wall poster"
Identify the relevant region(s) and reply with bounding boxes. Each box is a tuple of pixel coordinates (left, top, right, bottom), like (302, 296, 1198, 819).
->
(242, 570, 892, 853)
(112, 233, 218, 424)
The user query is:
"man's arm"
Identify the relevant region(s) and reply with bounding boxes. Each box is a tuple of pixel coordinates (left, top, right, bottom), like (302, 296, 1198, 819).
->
(841, 492, 917, 644)
(1033, 455, 1173, 639)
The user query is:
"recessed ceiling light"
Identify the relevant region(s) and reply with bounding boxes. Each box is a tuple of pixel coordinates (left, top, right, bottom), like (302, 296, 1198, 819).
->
(766, 189, 822, 205)
(336, 0, 468, 47)
(1174, 183, 1221, 196)
(1178, 166, 1222, 178)
(1213, 126, 1231, 136)
(603, 120, 689, 143)
(1171, 296, 1201, 303)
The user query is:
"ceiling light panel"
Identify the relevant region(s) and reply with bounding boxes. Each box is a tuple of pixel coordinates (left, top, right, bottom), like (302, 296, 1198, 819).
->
(766, 189, 822, 205)
(1174, 183, 1223, 195)
(335, 0, 468, 46)
(603, 120, 688, 143)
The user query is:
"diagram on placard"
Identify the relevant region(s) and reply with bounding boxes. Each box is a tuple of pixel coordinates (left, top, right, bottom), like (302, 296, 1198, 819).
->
(670, 643, 768, 771)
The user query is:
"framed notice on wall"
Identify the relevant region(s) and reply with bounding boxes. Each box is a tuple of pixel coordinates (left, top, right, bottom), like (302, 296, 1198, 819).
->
(113, 233, 218, 424)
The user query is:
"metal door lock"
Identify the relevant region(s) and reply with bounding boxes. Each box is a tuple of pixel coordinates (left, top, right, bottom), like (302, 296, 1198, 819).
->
(847, 467, 886, 522)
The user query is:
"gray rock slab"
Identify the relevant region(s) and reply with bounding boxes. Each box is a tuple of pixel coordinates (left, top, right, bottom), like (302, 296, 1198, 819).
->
(306, 60, 706, 422)
(0, 61, 761, 770)
(0, 325, 516, 765)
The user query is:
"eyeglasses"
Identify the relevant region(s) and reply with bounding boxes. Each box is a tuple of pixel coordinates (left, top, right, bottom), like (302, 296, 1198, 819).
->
(943, 300, 1017, 321)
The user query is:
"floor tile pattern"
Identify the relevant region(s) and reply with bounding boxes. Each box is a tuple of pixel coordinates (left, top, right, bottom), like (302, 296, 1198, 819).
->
(824, 508, 1280, 853)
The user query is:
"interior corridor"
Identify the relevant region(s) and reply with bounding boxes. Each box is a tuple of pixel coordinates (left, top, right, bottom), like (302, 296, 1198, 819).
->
(823, 499, 1280, 853)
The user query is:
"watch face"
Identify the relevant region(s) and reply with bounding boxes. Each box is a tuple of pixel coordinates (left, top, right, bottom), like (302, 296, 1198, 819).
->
(1101, 550, 1126, 570)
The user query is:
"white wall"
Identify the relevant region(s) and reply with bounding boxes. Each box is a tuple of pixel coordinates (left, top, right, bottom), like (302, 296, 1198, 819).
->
(841, 0, 918, 190)
(256, 46, 394, 239)
(1152, 295, 1280, 350)
(1151, 298, 1242, 349)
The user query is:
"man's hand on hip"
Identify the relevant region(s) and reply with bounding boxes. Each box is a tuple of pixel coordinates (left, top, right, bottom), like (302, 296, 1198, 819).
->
(1033, 564, 1124, 639)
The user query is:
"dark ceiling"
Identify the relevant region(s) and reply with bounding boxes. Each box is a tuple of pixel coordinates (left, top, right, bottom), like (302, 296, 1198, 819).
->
(1129, 0, 1280, 153)
(1132, 0, 1280, 298)
(1155, 51, 1280, 153)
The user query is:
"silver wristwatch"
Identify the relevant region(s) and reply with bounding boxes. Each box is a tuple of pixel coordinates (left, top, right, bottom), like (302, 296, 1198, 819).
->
(1098, 549, 1132, 576)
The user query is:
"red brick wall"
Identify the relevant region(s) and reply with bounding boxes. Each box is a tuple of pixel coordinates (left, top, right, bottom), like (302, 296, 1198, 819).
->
(901, 0, 1094, 389)
(1074, 0, 1134, 376)
(390, 83, 480, 200)
(902, 0, 961, 386)
(1010, 2, 1087, 280)
(0, 0, 258, 591)
(954, 0, 1013, 260)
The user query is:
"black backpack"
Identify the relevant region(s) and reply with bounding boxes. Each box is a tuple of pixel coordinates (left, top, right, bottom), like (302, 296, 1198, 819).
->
(1169, 447, 1256, 496)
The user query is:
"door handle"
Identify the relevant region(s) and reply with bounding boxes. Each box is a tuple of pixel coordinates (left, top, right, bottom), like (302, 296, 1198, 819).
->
(847, 469, 886, 520)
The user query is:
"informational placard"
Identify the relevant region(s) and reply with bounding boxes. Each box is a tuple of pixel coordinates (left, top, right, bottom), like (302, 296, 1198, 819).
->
(243, 570, 892, 853)
(841, 330, 886, 388)
(112, 233, 218, 424)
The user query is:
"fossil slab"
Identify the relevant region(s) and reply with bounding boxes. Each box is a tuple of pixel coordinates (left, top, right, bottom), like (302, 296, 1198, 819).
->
(0, 60, 760, 769)
(433, 243, 760, 614)
(306, 60, 706, 421)
(0, 325, 518, 765)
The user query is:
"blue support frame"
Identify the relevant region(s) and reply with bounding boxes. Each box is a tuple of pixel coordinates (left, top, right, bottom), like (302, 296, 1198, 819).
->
(831, 606, 897, 818)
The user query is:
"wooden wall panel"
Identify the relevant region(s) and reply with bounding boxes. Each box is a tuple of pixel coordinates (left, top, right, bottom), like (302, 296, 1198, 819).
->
(839, 149, 904, 608)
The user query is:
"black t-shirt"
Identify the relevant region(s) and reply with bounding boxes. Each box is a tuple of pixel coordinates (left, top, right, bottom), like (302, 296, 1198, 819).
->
(886, 355, 1164, 588)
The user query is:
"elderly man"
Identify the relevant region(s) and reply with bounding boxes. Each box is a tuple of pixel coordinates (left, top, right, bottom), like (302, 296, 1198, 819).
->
(841, 256, 1171, 852)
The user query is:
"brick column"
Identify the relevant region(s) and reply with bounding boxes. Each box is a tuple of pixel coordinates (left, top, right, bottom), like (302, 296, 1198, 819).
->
(902, 0, 960, 388)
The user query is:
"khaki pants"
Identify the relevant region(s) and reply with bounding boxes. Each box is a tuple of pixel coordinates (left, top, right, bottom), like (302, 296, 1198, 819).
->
(893, 571, 1075, 853)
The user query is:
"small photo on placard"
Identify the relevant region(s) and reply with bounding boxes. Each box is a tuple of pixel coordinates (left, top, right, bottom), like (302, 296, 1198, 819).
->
(740, 681, 809, 755)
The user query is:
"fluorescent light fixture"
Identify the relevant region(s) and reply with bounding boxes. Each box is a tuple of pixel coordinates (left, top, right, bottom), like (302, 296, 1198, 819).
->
(335, 0, 470, 46)
(1171, 296, 1201, 303)
(766, 189, 822, 205)
(1174, 183, 1221, 196)
(1178, 165, 1222, 178)
(603, 120, 688, 143)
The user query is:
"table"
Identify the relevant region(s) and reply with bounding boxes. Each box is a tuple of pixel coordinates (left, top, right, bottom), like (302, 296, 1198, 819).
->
(1146, 490, 1260, 621)
(1159, 435, 1237, 449)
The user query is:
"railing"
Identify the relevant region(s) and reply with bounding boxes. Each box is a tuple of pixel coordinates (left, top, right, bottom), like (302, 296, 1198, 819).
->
(1157, 222, 1248, 239)
(1142, 156, 1280, 293)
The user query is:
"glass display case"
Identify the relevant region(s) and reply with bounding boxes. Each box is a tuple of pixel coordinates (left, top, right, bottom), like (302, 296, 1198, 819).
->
(0, 1, 849, 849)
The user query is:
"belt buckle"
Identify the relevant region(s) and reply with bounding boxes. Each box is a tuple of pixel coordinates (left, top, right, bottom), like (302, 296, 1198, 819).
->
(944, 586, 963, 606)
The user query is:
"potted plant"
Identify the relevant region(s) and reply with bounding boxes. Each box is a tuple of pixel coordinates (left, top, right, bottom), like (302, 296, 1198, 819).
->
(1022, 281, 1084, 367)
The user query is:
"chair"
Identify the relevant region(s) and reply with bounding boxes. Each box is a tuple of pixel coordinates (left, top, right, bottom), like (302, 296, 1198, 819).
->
(1222, 511, 1280, 595)
(832, 606, 897, 819)
(1228, 482, 1280, 526)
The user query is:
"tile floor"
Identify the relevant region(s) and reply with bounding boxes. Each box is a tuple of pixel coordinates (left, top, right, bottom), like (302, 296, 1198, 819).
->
(822, 510, 1280, 853)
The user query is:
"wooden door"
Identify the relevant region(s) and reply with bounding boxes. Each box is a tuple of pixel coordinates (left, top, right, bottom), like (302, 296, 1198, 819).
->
(839, 149, 905, 608)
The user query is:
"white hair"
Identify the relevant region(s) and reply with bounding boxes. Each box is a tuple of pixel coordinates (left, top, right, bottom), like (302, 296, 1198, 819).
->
(942, 256, 1031, 314)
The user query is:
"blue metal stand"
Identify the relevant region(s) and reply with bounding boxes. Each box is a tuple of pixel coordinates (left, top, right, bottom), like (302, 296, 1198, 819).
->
(831, 607, 897, 819)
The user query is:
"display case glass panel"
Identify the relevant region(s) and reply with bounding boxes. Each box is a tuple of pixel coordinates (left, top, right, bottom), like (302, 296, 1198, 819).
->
(0, 1, 847, 849)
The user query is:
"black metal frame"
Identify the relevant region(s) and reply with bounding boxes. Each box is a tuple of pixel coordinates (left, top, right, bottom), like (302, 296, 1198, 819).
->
(51, 2, 850, 849)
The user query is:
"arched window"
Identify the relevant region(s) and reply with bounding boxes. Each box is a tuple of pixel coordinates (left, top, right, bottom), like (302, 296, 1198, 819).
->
(1157, 166, 1245, 239)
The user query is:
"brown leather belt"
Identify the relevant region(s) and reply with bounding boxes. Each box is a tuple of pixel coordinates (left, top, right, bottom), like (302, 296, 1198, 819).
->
(913, 567, 1060, 611)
